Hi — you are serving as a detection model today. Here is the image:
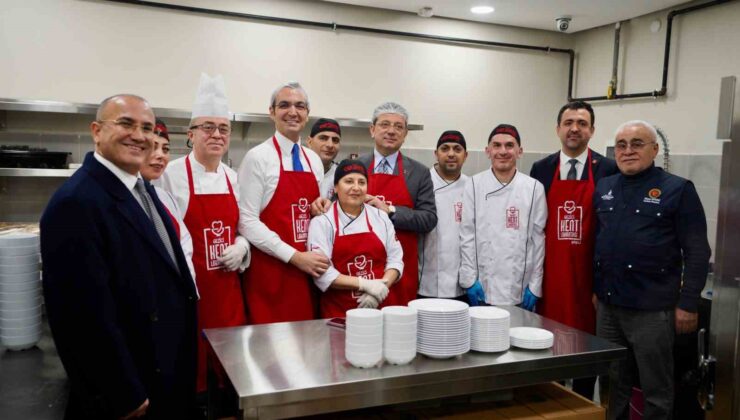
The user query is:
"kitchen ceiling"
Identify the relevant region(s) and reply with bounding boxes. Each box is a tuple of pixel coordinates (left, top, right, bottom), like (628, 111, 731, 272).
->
(320, 0, 692, 33)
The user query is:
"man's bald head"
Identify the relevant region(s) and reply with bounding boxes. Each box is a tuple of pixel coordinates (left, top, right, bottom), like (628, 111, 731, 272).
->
(96, 94, 151, 121)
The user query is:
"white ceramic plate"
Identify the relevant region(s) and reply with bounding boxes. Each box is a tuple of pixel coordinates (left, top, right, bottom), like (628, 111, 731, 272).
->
(469, 306, 510, 320)
(409, 298, 469, 313)
(509, 327, 553, 341)
(0, 244, 39, 257)
(0, 233, 39, 248)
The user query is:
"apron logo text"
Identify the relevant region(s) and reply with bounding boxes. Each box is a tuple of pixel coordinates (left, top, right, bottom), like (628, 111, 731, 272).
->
(204, 220, 232, 271)
(557, 200, 583, 242)
(291, 197, 311, 243)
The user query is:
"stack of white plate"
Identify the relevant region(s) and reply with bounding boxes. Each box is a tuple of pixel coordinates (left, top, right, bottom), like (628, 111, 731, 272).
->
(509, 327, 554, 350)
(0, 233, 42, 351)
(409, 299, 470, 359)
(381, 306, 417, 365)
(345, 308, 383, 368)
(470, 306, 510, 352)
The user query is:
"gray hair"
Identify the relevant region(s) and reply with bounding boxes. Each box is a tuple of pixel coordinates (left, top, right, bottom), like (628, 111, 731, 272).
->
(372, 102, 409, 125)
(614, 120, 658, 143)
(270, 81, 310, 109)
(96, 94, 149, 120)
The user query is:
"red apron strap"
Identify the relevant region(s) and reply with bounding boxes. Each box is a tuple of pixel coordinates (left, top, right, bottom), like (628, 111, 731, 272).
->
(185, 155, 196, 195)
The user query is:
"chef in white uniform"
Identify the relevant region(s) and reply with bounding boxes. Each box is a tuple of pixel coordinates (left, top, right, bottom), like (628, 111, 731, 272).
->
(419, 130, 469, 300)
(141, 119, 196, 282)
(306, 118, 342, 200)
(459, 124, 547, 309)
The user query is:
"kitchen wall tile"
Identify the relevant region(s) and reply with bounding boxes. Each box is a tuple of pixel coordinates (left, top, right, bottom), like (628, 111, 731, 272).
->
(695, 186, 720, 222)
(688, 155, 722, 188)
(706, 218, 717, 263)
(0, 200, 49, 223)
(663, 154, 689, 179)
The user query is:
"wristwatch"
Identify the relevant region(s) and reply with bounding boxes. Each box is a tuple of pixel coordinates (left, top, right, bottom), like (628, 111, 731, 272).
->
(387, 205, 396, 217)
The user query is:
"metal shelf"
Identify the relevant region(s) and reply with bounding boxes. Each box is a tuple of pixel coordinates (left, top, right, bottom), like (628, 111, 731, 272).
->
(0, 98, 424, 130)
(0, 167, 78, 177)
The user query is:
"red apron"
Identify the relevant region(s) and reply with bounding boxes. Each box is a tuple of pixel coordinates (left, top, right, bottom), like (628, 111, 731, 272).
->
(367, 153, 417, 306)
(183, 156, 248, 392)
(539, 151, 596, 333)
(321, 202, 388, 318)
(244, 137, 320, 324)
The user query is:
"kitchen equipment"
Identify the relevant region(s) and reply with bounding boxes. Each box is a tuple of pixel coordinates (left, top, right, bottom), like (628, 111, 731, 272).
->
(409, 298, 470, 359)
(470, 306, 510, 352)
(0, 145, 70, 169)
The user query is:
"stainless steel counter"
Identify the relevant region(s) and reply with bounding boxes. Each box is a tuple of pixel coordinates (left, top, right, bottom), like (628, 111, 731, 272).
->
(205, 306, 627, 419)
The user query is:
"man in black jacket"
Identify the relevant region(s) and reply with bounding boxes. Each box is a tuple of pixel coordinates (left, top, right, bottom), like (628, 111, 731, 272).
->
(530, 101, 617, 399)
(593, 120, 710, 420)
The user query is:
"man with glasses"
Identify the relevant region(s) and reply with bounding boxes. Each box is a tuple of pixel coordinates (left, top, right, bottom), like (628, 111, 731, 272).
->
(530, 100, 617, 399)
(41, 94, 198, 419)
(459, 124, 547, 308)
(593, 120, 710, 420)
(237, 82, 327, 324)
(358, 102, 437, 306)
(160, 74, 249, 399)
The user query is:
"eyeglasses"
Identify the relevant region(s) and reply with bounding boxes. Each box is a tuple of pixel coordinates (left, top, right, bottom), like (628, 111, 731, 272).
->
(375, 121, 406, 132)
(190, 123, 231, 136)
(615, 140, 655, 152)
(97, 119, 155, 136)
(275, 101, 308, 112)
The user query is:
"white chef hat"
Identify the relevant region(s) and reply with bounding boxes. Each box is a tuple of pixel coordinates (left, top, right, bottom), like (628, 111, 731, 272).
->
(191, 73, 229, 119)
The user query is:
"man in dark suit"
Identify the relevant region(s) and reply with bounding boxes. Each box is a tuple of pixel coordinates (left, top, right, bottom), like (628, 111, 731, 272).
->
(358, 102, 437, 306)
(530, 100, 618, 399)
(41, 94, 198, 419)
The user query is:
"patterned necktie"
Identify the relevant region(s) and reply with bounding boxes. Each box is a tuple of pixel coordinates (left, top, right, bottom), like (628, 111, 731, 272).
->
(134, 179, 179, 272)
(567, 158, 578, 180)
(292, 143, 304, 172)
(378, 158, 392, 174)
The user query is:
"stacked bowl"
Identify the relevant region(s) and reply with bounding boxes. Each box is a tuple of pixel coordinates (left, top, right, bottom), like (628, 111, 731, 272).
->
(381, 306, 417, 365)
(469, 306, 510, 352)
(345, 308, 383, 368)
(509, 327, 554, 350)
(409, 299, 470, 359)
(0, 233, 43, 351)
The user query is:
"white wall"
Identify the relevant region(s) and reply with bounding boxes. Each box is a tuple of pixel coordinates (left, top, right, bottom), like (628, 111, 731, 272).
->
(0, 0, 573, 152)
(572, 0, 740, 155)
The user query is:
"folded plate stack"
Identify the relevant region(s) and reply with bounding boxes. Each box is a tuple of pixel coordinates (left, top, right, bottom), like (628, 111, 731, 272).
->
(469, 306, 510, 352)
(408, 299, 470, 359)
(0, 233, 42, 351)
(381, 306, 417, 365)
(509, 327, 554, 350)
(345, 308, 383, 368)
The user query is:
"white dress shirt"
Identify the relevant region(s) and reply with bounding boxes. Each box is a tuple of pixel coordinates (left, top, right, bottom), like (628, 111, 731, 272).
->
(559, 149, 588, 180)
(237, 132, 324, 263)
(459, 170, 547, 305)
(307, 203, 404, 292)
(94, 152, 139, 191)
(158, 152, 250, 257)
(373, 149, 400, 174)
(320, 162, 338, 200)
(153, 185, 196, 283)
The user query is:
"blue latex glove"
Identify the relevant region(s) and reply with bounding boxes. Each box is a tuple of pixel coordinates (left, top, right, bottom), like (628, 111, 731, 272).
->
(520, 286, 538, 312)
(466, 280, 486, 306)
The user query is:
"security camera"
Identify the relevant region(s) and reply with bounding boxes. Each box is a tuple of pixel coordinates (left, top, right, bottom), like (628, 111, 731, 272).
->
(556, 16, 572, 32)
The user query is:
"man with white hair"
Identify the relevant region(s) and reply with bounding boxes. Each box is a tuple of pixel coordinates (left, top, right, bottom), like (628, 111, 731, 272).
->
(593, 120, 711, 420)
(358, 102, 437, 306)
(160, 73, 250, 396)
(237, 82, 327, 324)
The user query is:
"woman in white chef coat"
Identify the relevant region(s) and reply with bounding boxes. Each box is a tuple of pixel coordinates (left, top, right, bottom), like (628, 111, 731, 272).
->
(307, 159, 404, 318)
(140, 119, 196, 281)
(459, 124, 547, 309)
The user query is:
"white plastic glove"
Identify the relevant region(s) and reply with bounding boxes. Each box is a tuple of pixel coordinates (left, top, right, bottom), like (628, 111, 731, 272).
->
(356, 293, 380, 309)
(218, 241, 248, 272)
(358, 278, 389, 303)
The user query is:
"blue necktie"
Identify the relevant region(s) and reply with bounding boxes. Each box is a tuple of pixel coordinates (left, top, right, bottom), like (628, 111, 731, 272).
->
(292, 144, 304, 172)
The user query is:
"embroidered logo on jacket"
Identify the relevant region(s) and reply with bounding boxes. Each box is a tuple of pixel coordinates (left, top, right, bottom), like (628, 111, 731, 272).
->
(454, 202, 463, 223)
(506, 207, 519, 229)
(643, 188, 662, 204)
(601, 190, 614, 201)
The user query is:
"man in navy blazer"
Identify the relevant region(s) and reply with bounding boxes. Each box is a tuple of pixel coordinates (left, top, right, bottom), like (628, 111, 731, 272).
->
(529, 101, 618, 400)
(41, 94, 198, 419)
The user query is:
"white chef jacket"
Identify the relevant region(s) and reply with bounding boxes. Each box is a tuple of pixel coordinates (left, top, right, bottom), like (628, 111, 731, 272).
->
(320, 162, 338, 200)
(419, 167, 468, 298)
(459, 169, 547, 305)
(154, 185, 197, 285)
(558, 149, 588, 180)
(236, 132, 324, 263)
(307, 202, 404, 292)
(158, 152, 250, 268)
